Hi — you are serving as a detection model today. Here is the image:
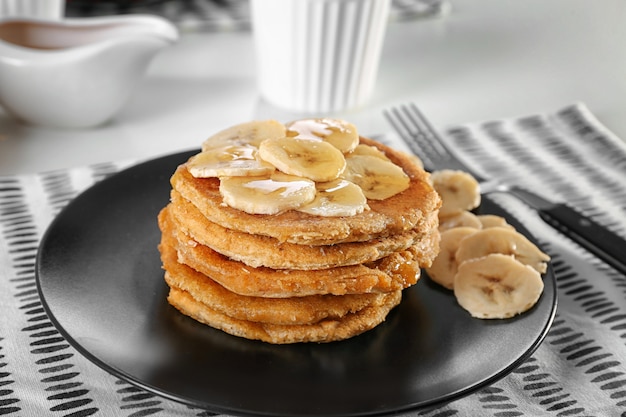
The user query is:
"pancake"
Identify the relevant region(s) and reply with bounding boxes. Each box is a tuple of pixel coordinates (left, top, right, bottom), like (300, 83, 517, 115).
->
(158, 127, 441, 344)
(170, 137, 441, 245)
(159, 206, 426, 297)
(160, 233, 395, 325)
(168, 190, 439, 270)
(167, 286, 402, 344)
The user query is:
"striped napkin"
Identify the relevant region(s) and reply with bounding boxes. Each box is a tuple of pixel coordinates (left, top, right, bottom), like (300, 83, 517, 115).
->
(0, 102, 624, 416)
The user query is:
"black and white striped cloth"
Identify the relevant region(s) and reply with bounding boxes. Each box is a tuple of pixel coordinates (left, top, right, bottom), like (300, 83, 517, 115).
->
(1, 103, 625, 416)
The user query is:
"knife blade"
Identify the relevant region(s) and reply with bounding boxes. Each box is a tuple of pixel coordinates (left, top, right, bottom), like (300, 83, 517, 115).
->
(484, 182, 626, 276)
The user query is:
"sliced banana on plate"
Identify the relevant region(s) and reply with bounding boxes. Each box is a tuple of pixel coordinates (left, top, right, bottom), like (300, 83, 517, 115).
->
(188, 144, 275, 178)
(297, 179, 368, 217)
(453, 253, 545, 319)
(477, 214, 515, 230)
(438, 211, 483, 231)
(426, 227, 479, 290)
(285, 118, 359, 153)
(259, 137, 346, 182)
(342, 154, 410, 200)
(455, 227, 551, 273)
(219, 172, 316, 215)
(201, 119, 287, 150)
(431, 169, 481, 217)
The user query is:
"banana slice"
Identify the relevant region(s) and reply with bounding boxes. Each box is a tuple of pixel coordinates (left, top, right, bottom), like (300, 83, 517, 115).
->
(219, 172, 316, 215)
(202, 119, 287, 151)
(455, 227, 551, 273)
(187, 144, 275, 178)
(258, 137, 346, 182)
(297, 179, 368, 217)
(477, 214, 515, 230)
(439, 211, 483, 231)
(454, 253, 545, 319)
(342, 154, 410, 200)
(404, 152, 424, 170)
(431, 169, 481, 217)
(426, 227, 479, 289)
(349, 144, 391, 161)
(285, 118, 359, 153)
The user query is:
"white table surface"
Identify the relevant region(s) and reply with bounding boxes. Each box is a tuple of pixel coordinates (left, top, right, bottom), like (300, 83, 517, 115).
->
(1, 0, 625, 175)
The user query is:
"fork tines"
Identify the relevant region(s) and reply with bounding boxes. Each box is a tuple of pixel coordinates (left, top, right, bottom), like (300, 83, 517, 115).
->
(383, 103, 450, 169)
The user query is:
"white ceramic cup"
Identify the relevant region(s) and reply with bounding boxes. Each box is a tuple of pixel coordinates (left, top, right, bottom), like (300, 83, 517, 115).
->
(0, 0, 64, 19)
(250, 0, 391, 114)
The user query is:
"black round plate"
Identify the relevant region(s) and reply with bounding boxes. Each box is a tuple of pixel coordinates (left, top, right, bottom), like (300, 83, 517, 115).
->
(36, 150, 557, 417)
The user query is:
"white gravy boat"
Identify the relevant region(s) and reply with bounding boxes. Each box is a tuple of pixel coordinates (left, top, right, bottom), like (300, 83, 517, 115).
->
(0, 15, 178, 128)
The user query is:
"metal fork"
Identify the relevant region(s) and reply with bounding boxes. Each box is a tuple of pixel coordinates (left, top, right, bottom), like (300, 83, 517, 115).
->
(384, 103, 626, 275)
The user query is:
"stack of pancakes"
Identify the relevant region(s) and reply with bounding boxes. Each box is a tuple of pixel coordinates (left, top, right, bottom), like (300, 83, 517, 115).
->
(158, 137, 441, 344)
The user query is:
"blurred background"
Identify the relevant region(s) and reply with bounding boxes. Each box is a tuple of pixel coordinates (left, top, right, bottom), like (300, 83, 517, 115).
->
(64, 0, 448, 31)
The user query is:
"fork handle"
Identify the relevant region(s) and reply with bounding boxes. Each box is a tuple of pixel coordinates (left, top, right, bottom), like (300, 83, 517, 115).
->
(538, 203, 626, 276)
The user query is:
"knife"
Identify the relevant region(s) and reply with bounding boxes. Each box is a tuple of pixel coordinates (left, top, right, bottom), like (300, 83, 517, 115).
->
(484, 183, 626, 276)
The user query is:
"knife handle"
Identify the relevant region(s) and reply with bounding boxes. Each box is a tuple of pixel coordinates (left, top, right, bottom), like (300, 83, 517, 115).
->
(539, 203, 626, 276)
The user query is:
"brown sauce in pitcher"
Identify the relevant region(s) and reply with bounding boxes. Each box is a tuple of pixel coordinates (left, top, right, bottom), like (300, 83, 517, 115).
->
(0, 20, 119, 50)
